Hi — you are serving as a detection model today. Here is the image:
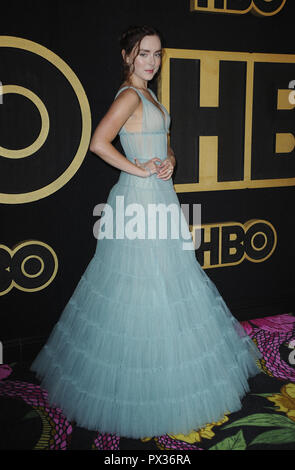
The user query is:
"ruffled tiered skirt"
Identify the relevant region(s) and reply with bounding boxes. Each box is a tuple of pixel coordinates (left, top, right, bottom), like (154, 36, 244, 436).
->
(31, 173, 262, 438)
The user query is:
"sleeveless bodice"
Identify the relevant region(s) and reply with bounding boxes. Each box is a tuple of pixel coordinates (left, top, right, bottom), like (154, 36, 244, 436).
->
(114, 86, 173, 190)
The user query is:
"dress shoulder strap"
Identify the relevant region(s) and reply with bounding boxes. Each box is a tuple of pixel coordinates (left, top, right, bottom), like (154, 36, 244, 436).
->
(146, 87, 158, 101)
(114, 86, 148, 134)
(114, 85, 144, 100)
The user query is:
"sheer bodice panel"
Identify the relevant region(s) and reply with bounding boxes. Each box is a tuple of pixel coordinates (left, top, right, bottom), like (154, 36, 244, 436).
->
(114, 86, 173, 190)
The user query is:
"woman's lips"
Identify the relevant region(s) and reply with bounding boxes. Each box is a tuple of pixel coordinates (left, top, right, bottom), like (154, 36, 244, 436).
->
(145, 70, 154, 73)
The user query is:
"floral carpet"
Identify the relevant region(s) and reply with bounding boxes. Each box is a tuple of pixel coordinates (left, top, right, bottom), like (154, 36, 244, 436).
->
(0, 313, 295, 450)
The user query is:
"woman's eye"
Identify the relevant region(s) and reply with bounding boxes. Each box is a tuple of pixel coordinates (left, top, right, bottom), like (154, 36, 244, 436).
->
(140, 53, 161, 58)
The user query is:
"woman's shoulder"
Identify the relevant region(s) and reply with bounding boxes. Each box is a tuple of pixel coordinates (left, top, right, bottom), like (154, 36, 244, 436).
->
(115, 84, 142, 100)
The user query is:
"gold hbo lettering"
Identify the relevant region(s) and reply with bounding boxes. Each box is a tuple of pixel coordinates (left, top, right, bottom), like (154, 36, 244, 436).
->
(190, 0, 286, 17)
(190, 219, 277, 269)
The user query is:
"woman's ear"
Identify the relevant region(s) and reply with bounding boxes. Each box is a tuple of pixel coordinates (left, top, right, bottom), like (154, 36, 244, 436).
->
(121, 49, 128, 62)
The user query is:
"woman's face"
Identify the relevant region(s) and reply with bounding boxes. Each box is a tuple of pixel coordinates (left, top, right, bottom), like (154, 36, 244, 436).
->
(127, 34, 162, 83)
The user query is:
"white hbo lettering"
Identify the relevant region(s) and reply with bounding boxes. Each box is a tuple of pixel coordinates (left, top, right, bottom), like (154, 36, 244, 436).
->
(0, 341, 3, 364)
(0, 81, 3, 104)
(93, 196, 201, 251)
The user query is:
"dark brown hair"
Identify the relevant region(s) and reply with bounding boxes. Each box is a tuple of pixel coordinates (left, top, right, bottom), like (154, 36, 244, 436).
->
(119, 25, 164, 82)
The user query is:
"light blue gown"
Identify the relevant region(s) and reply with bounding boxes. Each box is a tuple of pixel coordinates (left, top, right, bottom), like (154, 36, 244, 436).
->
(31, 85, 262, 438)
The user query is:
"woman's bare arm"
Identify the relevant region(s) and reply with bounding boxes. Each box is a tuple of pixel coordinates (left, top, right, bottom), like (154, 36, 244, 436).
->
(167, 139, 176, 168)
(89, 89, 148, 177)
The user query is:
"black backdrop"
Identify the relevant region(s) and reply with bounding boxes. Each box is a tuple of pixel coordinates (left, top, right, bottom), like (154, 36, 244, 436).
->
(0, 0, 294, 362)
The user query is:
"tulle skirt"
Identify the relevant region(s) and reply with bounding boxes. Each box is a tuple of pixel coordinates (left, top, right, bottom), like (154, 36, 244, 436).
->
(31, 174, 262, 438)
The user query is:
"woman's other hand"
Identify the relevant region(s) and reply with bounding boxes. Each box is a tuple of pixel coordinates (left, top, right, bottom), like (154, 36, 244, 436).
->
(134, 157, 162, 177)
(156, 157, 175, 180)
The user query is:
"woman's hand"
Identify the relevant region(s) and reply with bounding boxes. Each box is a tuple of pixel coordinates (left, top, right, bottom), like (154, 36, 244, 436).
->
(156, 157, 175, 180)
(134, 157, 162, 177)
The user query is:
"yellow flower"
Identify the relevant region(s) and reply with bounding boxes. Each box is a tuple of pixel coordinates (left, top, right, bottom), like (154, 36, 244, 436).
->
(167, 414, 230, 444)
(267, 383, 295, 422)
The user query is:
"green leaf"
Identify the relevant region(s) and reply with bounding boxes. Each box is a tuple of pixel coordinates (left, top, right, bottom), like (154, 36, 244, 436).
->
(222, 413, 295, 430)
(250, 393, 275, 398)
(209, 430, 247, 450)
(249, 428, 295, 446)
(22, 410, 40, 421)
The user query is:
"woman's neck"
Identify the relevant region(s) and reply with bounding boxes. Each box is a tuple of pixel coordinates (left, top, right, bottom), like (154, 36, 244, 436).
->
(124, 78, 148, 90)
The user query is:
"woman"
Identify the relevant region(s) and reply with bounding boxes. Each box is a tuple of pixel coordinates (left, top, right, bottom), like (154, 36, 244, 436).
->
(31, 25, 262, 439)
